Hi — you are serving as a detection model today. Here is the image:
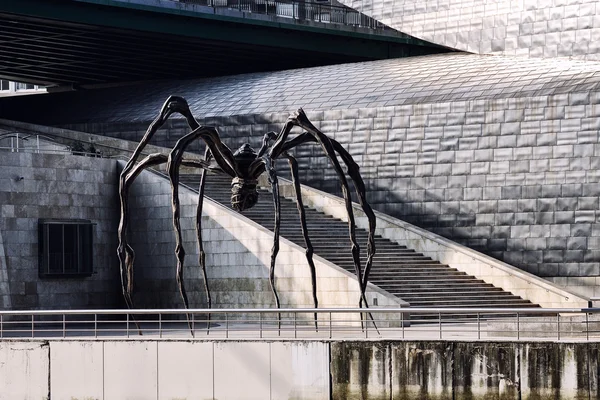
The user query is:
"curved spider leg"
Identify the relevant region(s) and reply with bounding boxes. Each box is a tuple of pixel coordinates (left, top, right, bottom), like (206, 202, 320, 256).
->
(196, 147, 213, 333)
(286, 111, 367, 303)
(282, 152, 319, 330)
(278, 133, 379, 331)
(119, 153, 168, 334)
(257, 156, 282, 329)
(118, 98, 181, 332)
(285, 111, 380, 331)
(280, 134, 376, 294)
(257, 131, 277, 158)
(328, 141, 376, 296)
(167, 125, 239, 335)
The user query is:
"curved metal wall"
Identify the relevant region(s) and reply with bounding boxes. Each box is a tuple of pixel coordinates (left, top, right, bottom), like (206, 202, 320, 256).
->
(340, 0, 600, 60)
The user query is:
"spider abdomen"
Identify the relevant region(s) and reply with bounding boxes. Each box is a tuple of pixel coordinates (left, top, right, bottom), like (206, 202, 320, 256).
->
(231, 177, 259, 211)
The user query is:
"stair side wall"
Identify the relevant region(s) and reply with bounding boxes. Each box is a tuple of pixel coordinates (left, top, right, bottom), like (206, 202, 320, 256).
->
(274, 176, 589, 308)
(124, 162, 407, 314)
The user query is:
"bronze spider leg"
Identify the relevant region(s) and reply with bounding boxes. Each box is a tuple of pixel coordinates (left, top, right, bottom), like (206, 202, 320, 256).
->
(282, 151, 318, 329)
(196, 147, 213, 332)
(167, 125, 239, 323)
(277, 119, 378, 331)
(259, 155, 282, 328)
(286, 111, 368, 306)
(329, 141, 377, 294)
(281, 135, 377, 302)
(118, 103, 175, 330)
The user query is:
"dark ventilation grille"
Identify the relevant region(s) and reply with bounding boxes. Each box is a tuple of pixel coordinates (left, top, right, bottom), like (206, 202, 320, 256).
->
(38, 220, 94, 278)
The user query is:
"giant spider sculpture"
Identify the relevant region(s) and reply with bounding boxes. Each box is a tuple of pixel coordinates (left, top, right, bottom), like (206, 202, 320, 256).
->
(117, 96, 377, 327)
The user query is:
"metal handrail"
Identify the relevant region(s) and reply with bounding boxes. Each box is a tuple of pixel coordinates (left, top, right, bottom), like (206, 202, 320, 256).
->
(0, 307, 588, 315)
(1, 307, 598, 341)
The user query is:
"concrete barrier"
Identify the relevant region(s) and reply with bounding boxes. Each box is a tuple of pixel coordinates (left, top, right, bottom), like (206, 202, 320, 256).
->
(2, 339, 598, 399)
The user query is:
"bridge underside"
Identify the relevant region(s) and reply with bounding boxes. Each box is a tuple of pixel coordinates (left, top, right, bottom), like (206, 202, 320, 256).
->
(0, 0, 447, 88)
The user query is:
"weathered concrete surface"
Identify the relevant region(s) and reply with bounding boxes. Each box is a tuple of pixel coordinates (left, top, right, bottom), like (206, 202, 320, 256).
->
(332, 342, 392, 400)
(454, 342, 518, 400)
(332, 341, 600, 400)
(271, 342, 330, 400)
(521, 342, 590, 400)
(0, 339, 598, 399)
(50, 341, 103, 400)
(0, 342, 49, 400)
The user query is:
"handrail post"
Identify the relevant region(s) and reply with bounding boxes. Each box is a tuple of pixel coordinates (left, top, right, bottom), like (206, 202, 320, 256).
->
(329, 312, 332, 339)
(401, 311, 405, 339)
(517, 313, 520, 340)
(586, 312, 590, 341)
(159, 313, 162, 338)
(94, 314, 97, 339)
(226, 314, 229, 339)
(31, 314, 34, 338)
(1, 315, 3, 339)
(294, 312, 297, 339)
(259, 313, 262, 339)
(557, 314, 560, 340)
(126, 313, 130, 338)
(439, 312, 442, 340)
(62, 314, 66, 338)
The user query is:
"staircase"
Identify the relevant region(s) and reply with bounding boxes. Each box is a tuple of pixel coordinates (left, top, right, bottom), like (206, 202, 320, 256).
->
(180, 174, 539, 317)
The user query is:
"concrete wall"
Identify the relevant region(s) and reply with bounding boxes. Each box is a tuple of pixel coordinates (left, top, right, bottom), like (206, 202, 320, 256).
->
(126, 163, 407, 313)
(332, 341, 599, 400)
(2, 339, 598, 400)
(0, 152, 120, 309)
(338, 0, 600, 61)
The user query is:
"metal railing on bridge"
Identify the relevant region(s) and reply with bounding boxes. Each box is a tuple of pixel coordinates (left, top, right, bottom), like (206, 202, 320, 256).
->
(175, 0, 391, 31)
(1, 307, 599, 341)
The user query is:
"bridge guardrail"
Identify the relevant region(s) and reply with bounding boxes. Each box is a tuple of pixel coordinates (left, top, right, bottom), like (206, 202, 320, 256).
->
(176, 0, 391, 31)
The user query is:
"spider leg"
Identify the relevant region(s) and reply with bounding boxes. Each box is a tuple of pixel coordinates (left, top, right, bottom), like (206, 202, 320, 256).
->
(118, 99, 181, 333)
(280, 134, 376, 294)
(259, 156, 282, 329)
(257, 131, 277, 158)
(196, 147, 213, 332)
(279, 134, 380, 332)
(328, 141, 376, 294)
(282, 152, 318, 329)
(286, 111, 368, 309)
(167, 125, 238, 335)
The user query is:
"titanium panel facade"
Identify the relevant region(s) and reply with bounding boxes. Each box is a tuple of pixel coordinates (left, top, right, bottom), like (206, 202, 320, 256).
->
(340, 0, 600, 60)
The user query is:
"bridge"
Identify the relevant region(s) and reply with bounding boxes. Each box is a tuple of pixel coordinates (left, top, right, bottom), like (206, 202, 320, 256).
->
(0, 0, 448, 89)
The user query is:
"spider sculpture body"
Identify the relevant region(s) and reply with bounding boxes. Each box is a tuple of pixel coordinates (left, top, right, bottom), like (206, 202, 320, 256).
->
(117, 96, 377, 326)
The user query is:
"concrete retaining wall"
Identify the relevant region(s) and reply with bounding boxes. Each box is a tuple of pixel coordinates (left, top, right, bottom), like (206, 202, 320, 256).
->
(0, 152, 120, 310)
(2, 339, 599, 399)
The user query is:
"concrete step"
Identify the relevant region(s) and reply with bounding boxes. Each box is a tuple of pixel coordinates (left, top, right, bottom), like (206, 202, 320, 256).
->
(180, 173, 540, 312)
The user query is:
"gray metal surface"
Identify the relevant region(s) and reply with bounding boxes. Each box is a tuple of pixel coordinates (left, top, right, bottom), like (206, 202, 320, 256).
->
(2, 52, 599, 125)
